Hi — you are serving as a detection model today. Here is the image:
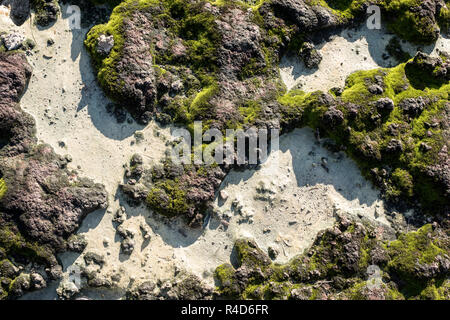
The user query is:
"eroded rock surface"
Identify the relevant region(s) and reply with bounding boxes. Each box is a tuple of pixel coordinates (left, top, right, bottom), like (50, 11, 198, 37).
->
(83, 0, 450, 227)
(127, 270, 214, 300)
(0, 52, 108, 299)
(1, 0, 449, 301)
(215, 213, 450, 300)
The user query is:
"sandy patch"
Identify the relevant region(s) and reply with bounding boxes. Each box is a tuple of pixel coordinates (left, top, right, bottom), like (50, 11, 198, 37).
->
(52, 128, 394, 299)
(187, 128, 391, 270)
(2, 6, 175, 298)
(280, 24, 450, 92)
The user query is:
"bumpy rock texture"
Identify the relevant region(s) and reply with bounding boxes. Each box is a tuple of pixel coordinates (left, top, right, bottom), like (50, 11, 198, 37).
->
(298, 41, 322, 68)
(1, 0, 30, 26)
(0, 52, 108, 299)
(127, 270, 214, 300)
(31, 0, 59, 27)
(1, 33, 25, 51)
(86, 0, 345, 226)
(81, 0, 449, 300)
(214, 213, 450, 300)
(85, 0, 450, 226)
(280, 50, 450, 216)
(86, 0, 450, 123)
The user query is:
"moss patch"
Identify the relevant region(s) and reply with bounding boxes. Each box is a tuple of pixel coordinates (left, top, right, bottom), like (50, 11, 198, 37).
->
(279, 58, 449, 211)
(0, 223, 54, 267)
(386, 224, 447, 297)
(31, 0, 59, 27)
(0, 179, 6, 200)
(215, 221, 449, 300)
(88, 0, 449, 222)
(84, 0, 130, 101)
(382, 0, 440, 44)
(146, 179, 190, 217)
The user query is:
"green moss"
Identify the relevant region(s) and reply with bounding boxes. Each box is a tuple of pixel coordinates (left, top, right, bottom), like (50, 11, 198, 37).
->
(214, 219, 449, 300)
(387, 225, 444, 273)
(259, 281, 293, 300)
(342, 69, 385, 103)
(358, 247, 370, 270)
(418, 280, 450, 300)
(8, 273, 29, 294)
(342, 281, 408, 300)
(306, 238, 338, 276)
(343, 281, 369, 300)
(386, 287, 405, 300)
(210, 0, 266, 11)
(85, 0, 225, 123)
(438, 6, 450, 32)
(404, 57, 449, 90)
(389, 168, 414, 197)
(215, 263, 235, 284)
(188, 83, 219, 121)
(306, 0, 367, 20)
(146, 179, 190, 217)
(196, 166, 208, 177)
(88, 0, 449, 222)
(0, 224, 54, 266)
(279, 90, 331, 129)
(84, 0, 130, 100)
(386, 224, 446, 297)
(279, 58, 449, 211)
(0, 179, 6, 200)
(283, 0, 445, 45)
(164, 96, 191, 123)
(306, 0, 446, 44)
(176, 7, 221, 76)
(239, 100, 263, 124)
(30, 0, 59, 26)
(214, 263, 240, 298)
(382, 0, 439, 44)
(234, 238, 271, 269)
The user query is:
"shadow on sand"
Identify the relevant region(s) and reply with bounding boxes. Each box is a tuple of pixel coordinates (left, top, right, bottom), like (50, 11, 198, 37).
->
(282, 22, 438, 87)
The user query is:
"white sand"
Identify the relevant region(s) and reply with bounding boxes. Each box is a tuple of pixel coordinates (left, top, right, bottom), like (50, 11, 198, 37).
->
(49, 127, 393, 299)
(280, 24, 450, 92)
(167, 128, 393, 284)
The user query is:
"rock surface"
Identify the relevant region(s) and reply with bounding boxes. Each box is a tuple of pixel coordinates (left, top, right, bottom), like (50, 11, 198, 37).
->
(0, 52, 108, 299)
(299, 42, 322, 68)
(1, 32, 24, 50)
(96, 34, 114, 55)
(215, 213, 450, 300)
(127, 270, 214, 300)
(4, 0, 30, 25)
(0, 0, 449, 301)
(86, 0, 450, 226)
